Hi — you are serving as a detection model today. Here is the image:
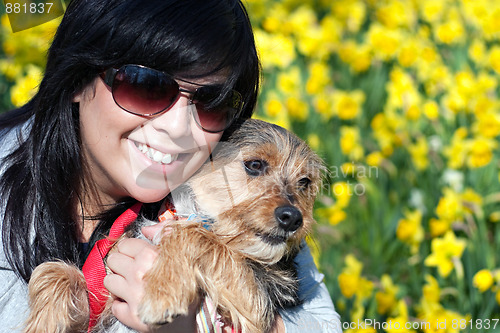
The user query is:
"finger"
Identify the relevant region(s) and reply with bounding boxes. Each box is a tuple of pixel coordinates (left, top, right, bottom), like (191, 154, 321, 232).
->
(111, 299, 149, 332)
(103, 273, 130, 301)
(114, 237, 154, 258)
(106, 252, 135, 276)
(141, 221, 167, 240)
(142, 223, 173, 243)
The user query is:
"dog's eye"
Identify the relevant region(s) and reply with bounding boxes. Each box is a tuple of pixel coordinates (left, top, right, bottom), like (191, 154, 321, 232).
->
(244, 159, 268, 176)
(297, 177, 312, 190)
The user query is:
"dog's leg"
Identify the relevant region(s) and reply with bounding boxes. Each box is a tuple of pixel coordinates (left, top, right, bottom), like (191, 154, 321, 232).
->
(138, 224, 270, 332)
(137, 224, 200, 327)
(25, 261, 89, 333)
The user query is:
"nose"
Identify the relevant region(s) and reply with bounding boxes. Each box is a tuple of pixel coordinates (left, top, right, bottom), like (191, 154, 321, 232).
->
(150, 95, 192, 138)
(274, 206, 303, 232)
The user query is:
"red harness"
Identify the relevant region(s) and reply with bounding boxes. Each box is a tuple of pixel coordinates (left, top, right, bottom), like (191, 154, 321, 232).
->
(81, 201, 238, 333)
(82, 202, 143, 330)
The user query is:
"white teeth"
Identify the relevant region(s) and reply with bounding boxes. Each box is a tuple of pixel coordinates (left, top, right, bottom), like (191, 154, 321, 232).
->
(153, 151, 163, 162)
(162, 154, 172, 164)
(135, 143, 178, 165)
(148, 148, 155, 159)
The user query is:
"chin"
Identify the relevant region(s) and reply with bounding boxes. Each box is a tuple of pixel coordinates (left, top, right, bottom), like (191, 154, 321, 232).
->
(128, 186, 172, 204)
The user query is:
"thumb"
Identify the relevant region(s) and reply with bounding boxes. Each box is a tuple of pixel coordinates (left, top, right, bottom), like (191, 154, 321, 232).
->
(141, 222, 172, 243)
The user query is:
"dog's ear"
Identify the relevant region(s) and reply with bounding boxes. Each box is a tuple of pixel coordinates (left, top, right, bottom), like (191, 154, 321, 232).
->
(192, 141, 243, 178)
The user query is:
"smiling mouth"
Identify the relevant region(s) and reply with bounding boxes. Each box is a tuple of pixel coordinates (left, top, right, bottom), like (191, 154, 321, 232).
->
(135, 142, 179, 165)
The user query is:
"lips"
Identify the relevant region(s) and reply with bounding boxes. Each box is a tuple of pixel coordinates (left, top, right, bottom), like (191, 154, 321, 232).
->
(134, 142, 179, 165)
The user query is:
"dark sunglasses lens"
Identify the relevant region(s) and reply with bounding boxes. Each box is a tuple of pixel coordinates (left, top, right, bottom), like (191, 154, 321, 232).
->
(112, 65, 178, 115)
(192, 88, 242, 132)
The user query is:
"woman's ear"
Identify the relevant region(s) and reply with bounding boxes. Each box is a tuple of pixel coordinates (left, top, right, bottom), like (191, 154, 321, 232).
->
(73, 80, 98, 103)
(72, 90, 83, 103)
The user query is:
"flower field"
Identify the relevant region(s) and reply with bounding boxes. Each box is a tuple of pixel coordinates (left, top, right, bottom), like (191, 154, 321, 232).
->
(1, 0, 500, 332)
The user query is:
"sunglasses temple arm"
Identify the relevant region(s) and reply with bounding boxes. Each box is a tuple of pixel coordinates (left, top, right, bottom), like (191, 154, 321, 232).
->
(101, 68, 119, 87)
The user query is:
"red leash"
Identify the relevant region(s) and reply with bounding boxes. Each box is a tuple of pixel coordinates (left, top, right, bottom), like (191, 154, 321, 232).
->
(82, 202, 143, 330)
(82, 200, 240, 332)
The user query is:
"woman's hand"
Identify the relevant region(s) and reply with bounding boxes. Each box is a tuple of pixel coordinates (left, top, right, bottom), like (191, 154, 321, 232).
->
(103, 222, 198, 333)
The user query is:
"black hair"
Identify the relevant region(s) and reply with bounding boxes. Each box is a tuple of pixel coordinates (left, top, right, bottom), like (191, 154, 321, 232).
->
(0, 0, 260, 282)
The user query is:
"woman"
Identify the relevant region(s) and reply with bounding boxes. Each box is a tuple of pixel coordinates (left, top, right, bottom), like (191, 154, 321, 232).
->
(0, 0, 341, 332)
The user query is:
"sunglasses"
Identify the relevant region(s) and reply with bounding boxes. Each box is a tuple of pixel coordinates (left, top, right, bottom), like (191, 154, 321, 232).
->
(99, 64, 244, 133)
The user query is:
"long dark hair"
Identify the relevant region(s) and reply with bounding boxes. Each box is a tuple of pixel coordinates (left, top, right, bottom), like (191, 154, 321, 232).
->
(0, 0, 260, 282)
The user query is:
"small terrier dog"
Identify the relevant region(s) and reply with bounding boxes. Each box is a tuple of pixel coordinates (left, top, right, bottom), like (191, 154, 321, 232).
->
(25, 119, 326, 333)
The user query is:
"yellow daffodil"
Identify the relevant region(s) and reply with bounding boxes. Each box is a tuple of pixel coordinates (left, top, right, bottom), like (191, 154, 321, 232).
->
(10, 64, 42, 107)
(313, 92, 334, 120)
(332, 181, 352, 208)
(367, 24, 403, 61)
(340, 162, 356, 177)
(435, 188, 464, 223)
(338, 40, 373, 73)
(443, 128, 468, 169)
(461, 188, 482, 214)
(254, 30, 296, 69)
(306, 61, 331, 95)
(277, 66, 301, 96)
(473, 112, 500, 138)
(351, 44, 372, 73)
(0, 59, 22, 81)
(418, 0, 447, 23)
(408, 137, 429, 171)
(333, 90, 365, 120)
(264, 93, 285, 118)
(398, 38, 420, 68)
(396, 209, 425, 254)
(375, 275, 399, 315)
(366, 151, 384, 167)
(340, 126, 364, 160)
(473, 269, 494, 292)
(326, 204, 347, 226)
(424, 231, 467, 278)
(429, 218, 452, 238)
(338, 255, 374, 307)
(423, 100, 440, 120)
(435, 9, 466, 45)
(466, 136, 497, 168)
(306, 133, 320, 151)
(331, 0, 366, 33)
(386, 300, 416, 333)
(469, 39, 488, 66)
(338, 254, 363, 298)
(261, 4, 287, 33)
(422, 275, 441, 304)
(285, 96, 309, 122)
(489, 46, 500, 74)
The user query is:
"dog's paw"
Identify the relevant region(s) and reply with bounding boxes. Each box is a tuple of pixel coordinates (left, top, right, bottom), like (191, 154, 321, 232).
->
(138, 297, 188, 327)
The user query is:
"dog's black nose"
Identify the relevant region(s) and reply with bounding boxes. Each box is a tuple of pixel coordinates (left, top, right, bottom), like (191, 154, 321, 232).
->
(274, 206, 303, 232)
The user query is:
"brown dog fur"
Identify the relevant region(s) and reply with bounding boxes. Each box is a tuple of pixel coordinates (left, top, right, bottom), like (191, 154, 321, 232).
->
(25, 119, 325, 333)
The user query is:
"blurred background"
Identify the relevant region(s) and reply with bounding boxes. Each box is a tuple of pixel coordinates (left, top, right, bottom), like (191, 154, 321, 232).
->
(1, 0, 500, 332)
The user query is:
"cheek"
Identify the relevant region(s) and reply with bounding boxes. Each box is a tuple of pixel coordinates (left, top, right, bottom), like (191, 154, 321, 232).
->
(194, 128, 222, 151)
(79, 82, 142, 148)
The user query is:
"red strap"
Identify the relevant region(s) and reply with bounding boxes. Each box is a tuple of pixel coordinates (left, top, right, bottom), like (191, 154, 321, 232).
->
(82, 202, 143, 330)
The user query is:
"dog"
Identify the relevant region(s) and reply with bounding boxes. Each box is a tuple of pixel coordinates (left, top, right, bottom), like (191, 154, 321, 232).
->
(24, 119, 326, 333)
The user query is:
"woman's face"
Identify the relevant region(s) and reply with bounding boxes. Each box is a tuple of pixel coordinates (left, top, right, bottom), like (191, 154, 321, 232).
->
(75, 74, 224, 205)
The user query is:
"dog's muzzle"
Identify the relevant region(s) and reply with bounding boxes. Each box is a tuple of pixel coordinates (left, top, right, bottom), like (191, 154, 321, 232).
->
(274, 205, 303, 232)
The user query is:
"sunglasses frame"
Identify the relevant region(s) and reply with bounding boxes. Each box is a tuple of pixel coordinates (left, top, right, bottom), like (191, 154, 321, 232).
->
(99, 64, 244, 133)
